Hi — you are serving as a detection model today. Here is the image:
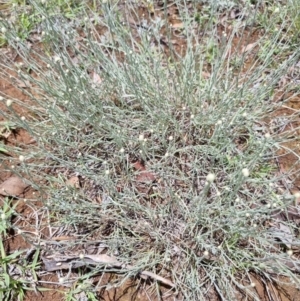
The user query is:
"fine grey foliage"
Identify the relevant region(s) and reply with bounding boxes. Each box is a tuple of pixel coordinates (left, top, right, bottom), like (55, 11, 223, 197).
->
(0, 0, 300, 300)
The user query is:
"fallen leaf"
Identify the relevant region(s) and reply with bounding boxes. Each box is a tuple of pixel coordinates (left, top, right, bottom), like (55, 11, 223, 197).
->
(138, 269, 174, 287)
(133, 161, 156, 183)
(66, 176, 80, 188)
(16, 79, 31, 88)
(0, 176, 29, 196)
(202, 72, 211, 79)
(170, 21, 184, 29)
(42, 253, 175, 287)
(133, 161, 145, 171)
(71, 56, 79, 65)
(241, 43, 257, 54)
(51, 236, 76, 241)
(272, 204, 300, 224)
(136, 172, 156, 183)
(92, 71, 102, 85)
(84, 254, 120, 265)
(268, 222, 295, 249)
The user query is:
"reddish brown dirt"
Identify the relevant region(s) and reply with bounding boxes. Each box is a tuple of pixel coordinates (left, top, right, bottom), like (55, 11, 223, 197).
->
(274, 94, 300, 189)
(0, 65, 65, 300)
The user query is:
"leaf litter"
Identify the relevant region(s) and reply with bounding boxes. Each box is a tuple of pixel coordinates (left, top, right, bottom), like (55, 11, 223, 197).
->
(0, 176, 29, 196)
(42, 253, 175, 287)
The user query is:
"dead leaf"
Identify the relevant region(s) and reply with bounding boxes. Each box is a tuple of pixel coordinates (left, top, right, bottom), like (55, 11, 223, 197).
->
(84, 254, 120, 266)
(241, 43, 257, 54)
(278, 223, 294, 249)
(29, 32, 42, 43)
(92, 71, 102, 85)
(0, 176, 29, 196)
(51, 236, 76, 241)
(140, 270, 175, 287)
(66, 176, 80, 188)
(42, 253, 175, 287)
(202, 72, 211, 79)
(136, 172, 156, 183)
(133, 161, 156, 183)
(133, 161, 145, 171)
(268, 222, 295, 249)
(272, 204, 300, 224)
(170, 21, 184, 29)
(16, 79, 31, 88)
(71, 56, 79, 65)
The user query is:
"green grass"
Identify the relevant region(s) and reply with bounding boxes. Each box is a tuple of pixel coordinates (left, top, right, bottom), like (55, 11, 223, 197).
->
(0, 198, 40, 301)
(1, 0, 300, 300)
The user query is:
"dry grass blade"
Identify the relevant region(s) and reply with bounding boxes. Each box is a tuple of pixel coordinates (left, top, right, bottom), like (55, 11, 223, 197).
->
(43, 253, 175, 287)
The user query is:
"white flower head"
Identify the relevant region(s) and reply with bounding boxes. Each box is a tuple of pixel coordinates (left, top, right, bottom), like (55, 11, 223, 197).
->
(54, 56, 61, 63)
(206, 173, 215, 183)
(294, 192, 300, 199)
(19, 155, 25, 162)
(242, 168, 249, 177)
(6, 99, 13, 107)
(105, 169, 110, 175)
(1, 27, 7, 34)
(138, 134, 144, 141)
